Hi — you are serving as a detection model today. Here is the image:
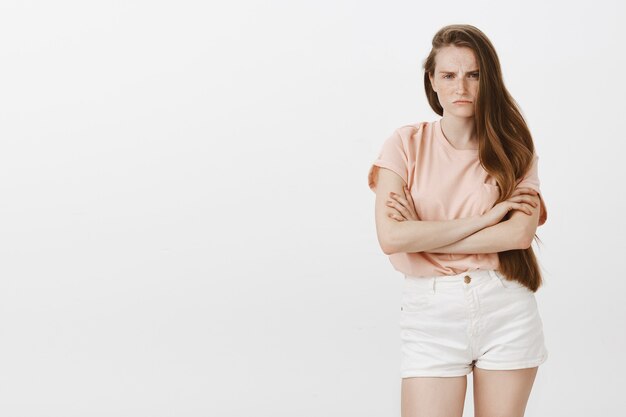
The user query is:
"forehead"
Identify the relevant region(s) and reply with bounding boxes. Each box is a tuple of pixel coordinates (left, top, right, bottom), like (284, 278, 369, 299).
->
(435, 46, 478, 71)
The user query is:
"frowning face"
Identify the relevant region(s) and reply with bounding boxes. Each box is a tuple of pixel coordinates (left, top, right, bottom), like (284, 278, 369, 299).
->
(428, 45, 480, 118)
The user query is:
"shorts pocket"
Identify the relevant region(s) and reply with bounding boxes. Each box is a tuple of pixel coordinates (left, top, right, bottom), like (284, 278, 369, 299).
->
(401, 278, 433, 312)
(401, 293, 431, 312)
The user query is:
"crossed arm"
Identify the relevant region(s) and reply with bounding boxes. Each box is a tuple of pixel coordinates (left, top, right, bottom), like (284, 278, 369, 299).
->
(372, 167, 543, 255)
(392, 193, 542, 254)
(378, 196, 540, 254)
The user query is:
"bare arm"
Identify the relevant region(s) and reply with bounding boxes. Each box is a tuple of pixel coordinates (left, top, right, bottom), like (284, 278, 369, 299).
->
(388, 214, 492, 254)
(424, 193, 542, 253)
(505, 192, 542, 249)
(422, 218, 525, 253)
(371, 167, 492, 255)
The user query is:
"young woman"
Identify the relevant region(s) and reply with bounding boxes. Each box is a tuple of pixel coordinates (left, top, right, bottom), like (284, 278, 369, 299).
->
(367, 24, 549, 417)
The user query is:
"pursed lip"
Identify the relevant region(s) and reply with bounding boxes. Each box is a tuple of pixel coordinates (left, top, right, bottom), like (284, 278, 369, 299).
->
(454, 100, 472, 103)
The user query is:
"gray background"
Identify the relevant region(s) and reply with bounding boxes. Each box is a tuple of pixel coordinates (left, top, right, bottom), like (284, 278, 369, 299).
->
(0, 0, 623, 416)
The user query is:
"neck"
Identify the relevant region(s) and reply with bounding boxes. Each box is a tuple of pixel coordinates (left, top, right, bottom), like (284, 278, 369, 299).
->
(440, 116, 478, 150)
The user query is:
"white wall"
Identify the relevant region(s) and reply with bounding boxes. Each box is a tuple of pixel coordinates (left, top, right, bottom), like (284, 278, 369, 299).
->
(0, 0, 623, 416)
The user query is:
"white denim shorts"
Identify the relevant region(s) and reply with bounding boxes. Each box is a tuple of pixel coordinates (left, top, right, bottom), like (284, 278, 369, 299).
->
(399, 268, 548, 378)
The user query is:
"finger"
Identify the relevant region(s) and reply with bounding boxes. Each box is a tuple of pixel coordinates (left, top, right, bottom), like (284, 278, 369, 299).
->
(518, 195, 538, 208)
(396, 188, 417, 218)
(393, 204, 410, 220)
(513, 187, 539, 197)
(389, 194, 411, 218)
(386, 201, 408, 220)
(522, 196, 539, 207)
(507, 195, 538, 208)
(403, 185, 418, 216)
(504, 201, 529, 215)
(391, 191, 420, 221)
(507, 194, 539, 207)
(514, 202, 533, 215)
(386, 199, 402, 212)
(388, 212, 405, 221)
(391, 192, 408, 206)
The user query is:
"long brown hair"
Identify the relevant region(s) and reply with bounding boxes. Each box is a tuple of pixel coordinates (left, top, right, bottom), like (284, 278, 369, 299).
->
(423, 24, 546, 292)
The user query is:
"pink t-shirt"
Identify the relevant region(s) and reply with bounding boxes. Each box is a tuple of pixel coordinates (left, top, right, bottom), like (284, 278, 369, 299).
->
(368, 118, 547, 277)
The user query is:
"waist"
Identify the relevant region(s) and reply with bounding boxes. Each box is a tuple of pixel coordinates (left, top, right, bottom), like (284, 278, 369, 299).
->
(404, 268, 497, 289)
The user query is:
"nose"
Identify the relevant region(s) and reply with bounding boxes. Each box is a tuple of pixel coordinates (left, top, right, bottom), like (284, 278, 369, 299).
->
(456, 78, 468, 94)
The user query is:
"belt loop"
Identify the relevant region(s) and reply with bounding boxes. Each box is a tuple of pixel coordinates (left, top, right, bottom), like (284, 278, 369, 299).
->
(430, 276, 436, 294)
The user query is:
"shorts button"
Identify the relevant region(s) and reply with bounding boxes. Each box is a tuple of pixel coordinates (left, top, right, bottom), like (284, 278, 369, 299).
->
(464, 275, 471, 284)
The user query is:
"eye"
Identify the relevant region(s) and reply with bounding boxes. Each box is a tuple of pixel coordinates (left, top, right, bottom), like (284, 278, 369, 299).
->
(442, 73, 479, 79)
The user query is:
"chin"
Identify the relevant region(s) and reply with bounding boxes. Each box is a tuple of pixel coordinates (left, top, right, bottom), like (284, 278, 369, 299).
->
(448, 109, 475, 116)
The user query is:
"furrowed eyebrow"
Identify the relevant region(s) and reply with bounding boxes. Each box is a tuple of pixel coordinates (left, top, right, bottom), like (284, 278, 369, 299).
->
(439, 70, 479, 74)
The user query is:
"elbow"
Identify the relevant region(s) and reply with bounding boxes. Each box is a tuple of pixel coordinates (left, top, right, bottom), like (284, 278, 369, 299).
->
(383, 246, 398, 255)
(381, 238, 397, 255)
(379, 220, 408, 255)
(517, 227, 536, 250)
(507, 216, 537, 250)
(519, 237, 532, 250)
(381, 222, 417, 255)
(380, 230, 399, 255)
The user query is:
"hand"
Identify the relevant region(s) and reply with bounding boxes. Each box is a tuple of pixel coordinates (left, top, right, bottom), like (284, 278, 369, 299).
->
(386, 185, 419, 222)
(482, 187, 539, 227)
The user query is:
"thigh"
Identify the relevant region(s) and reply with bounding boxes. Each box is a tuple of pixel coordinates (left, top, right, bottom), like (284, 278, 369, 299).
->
(473, 366, 538, 417)
(401, 376, 467, 417)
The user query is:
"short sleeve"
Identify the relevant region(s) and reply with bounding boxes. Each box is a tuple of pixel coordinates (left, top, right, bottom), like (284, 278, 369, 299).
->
(368, 129, 408, 193)
(516, 153, 548, 226)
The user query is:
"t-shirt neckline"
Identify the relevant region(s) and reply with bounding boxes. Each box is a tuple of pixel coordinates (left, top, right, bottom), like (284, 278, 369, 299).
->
(435, 118, 479, 159)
